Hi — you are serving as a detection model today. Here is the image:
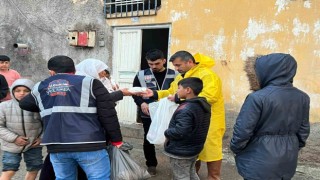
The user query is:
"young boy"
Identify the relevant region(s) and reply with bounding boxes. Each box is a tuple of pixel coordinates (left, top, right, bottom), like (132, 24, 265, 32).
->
(164, 77, 211, 180)
(0, 55, 21, 101)
(0, 79, 43, 180)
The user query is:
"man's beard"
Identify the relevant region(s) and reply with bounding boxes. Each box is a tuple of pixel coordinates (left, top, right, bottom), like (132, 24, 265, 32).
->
(152, 67, 165, 73)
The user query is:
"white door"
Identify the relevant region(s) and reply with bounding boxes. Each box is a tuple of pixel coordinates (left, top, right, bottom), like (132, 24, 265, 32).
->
(113, 29, 142, 124)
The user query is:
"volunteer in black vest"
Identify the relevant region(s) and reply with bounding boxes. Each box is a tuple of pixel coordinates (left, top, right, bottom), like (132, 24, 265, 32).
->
(19, 55, 122, 179)
(132, 49, 177, 176)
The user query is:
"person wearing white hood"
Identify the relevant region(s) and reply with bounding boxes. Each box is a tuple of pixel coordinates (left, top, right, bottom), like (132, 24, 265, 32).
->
(75, 58, 131, 101)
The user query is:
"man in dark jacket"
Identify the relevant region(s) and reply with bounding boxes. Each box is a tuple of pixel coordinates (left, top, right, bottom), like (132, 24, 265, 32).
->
(230, 53, 310, 180)
(19, 55, 122, 179)
(132, 49, 177, 176)
(0, 74, 8, 102)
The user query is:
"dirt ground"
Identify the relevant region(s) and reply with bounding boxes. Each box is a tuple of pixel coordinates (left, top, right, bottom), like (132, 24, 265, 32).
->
(1, 123, 319, 180)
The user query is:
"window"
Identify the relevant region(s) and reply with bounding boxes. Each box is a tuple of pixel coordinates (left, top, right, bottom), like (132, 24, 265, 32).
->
(104, 0, 161, 19)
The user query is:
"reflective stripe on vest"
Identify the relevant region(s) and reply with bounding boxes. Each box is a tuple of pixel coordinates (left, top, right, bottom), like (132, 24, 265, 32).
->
(137, 68, 177, 90)
(138, 70, 147, 87)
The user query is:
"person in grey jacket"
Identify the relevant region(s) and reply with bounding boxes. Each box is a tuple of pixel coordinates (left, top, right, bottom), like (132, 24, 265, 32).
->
(230, 53, 310, 180)
(0, 79, 43, 180)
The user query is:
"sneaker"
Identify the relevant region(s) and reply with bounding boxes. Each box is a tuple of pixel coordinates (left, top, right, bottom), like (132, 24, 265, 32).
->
(147, 166, 157, 176)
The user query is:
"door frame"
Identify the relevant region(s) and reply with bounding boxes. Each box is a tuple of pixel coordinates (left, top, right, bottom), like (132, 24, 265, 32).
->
(112, 24, 172, 124)
(112, 24, 172, 65)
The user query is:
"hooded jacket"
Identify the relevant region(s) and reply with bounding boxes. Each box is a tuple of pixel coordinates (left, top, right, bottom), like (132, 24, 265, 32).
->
(230, 53, 310, 180)
(0, 79, 42, 153)
(164, 97, 211, 157)
(156, 53, 225, 161)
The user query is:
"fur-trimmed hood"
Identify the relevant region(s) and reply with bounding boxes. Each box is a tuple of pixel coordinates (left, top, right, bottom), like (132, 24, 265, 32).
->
(244, 53, 297, 91)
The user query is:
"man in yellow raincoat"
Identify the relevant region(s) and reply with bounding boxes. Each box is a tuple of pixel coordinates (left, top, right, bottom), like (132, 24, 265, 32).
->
(143, 50, 225, 180)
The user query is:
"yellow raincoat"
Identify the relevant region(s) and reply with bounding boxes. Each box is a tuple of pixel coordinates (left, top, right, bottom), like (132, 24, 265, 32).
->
(157, 53, 226, 161)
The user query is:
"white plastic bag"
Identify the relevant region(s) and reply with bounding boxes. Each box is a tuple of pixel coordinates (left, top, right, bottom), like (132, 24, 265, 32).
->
(147, 98, 178, 144)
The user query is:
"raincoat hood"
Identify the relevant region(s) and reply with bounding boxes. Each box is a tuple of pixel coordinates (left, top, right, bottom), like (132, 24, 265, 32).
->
(10, 79, 34, 102)
(185, 97, 211, 113)
(75, 58, 109, 79)
(193, 53, 215, 68)
(245, 53, 297, 90)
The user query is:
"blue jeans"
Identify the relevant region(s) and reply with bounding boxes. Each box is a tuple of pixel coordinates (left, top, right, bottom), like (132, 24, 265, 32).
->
(2, 147, 43, 172)
(50, 149, 110, 180)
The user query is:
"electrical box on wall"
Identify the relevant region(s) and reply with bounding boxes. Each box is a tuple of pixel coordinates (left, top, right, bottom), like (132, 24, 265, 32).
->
(88, 31, 96, 47)
(68, 31, 96, 47)
(78, 32, 88, 46)
(68, 31, 78, 46)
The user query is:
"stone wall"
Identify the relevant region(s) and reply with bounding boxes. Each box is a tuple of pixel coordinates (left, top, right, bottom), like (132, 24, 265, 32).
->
(0, 0, 112, 82)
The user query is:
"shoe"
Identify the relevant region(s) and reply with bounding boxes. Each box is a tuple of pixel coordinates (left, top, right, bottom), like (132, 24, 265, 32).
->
(147, 166, 157, 176)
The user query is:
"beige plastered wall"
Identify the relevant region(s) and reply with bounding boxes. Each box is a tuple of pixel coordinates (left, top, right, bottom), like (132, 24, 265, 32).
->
(107, 0, 320, 122)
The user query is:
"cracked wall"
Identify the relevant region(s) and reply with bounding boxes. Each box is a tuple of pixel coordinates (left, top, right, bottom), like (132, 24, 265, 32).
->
(0, 0, 112, 82)
(1, 0, 319, 127)
(107, 0, 320, 125)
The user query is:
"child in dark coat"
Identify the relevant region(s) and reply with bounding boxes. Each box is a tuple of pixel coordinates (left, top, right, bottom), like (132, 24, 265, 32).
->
(164, 77, 211, 180)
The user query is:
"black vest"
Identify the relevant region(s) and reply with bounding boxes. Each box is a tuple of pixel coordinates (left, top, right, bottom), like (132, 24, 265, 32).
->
(137, 68, 177, 117)
(32, 74, 105, 145)
(137, 68, 177, 90)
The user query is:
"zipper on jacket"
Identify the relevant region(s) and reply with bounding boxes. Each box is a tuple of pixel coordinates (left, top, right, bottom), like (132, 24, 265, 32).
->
(20, 109, 27, 153)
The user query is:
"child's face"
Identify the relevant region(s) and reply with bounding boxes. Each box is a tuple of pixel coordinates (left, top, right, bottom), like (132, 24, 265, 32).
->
(105, 73, 110, 79)
(98, 71, 107, 78)
(176, 85, 187, 99)
(98, 70, 111, 79)
(0, 61, 10, 71)
(13, 86, 30, 101)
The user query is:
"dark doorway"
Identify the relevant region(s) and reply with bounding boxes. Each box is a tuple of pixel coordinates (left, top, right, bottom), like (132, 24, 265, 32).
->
(140, 28, 169, 70)
(136, 28, 169, 123)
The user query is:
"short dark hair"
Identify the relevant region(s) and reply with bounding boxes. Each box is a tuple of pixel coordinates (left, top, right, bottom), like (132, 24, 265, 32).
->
(103, 69, 110, 74)
(178, 77, 203, 95)
(47, 55, 75, 73)
(145, 49, 164, 61)
(0, 55, 10, 61)
(169, 51, 195, 63)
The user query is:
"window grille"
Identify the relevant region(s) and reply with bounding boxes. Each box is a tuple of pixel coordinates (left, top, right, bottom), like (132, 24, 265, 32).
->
(104, 0, 161, 19)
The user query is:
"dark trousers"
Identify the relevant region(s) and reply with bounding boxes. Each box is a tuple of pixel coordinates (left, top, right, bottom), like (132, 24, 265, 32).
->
(39, 153, 87, 180)
(141, 117, 158, 167)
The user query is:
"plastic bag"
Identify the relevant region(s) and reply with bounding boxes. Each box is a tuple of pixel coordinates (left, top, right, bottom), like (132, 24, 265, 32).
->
(147, 98, 179, 144)
(108, 146, 151, 180)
